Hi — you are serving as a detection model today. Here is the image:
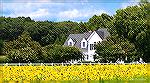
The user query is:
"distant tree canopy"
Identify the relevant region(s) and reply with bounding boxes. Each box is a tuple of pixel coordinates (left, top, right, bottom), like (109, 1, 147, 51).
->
(0, 17, 91, 46)
(3, 32, 46, 63)
(3, 32, 83, 63)
(0, 2, 150, 63)
(87, 13, 113, 31)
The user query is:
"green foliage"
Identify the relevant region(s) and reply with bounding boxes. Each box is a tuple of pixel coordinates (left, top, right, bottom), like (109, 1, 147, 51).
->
(3, 32, 47, 63)
(87, 13, 113, 30)
(95, 36, 136, 62)
(0, 2, 150, 63)
(0, 56, 7, 63)
(0, 39, 3, 55)
(44, 45, 83, 63)
(113, 3, 150, 62)
(0, 17, 33, 41)
(0, 17, 85, 46)
(2, 31, 83, 63)
(95, 2, 150, 62)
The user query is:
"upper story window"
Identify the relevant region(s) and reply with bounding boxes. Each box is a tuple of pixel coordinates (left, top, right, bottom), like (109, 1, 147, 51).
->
(69, 42, 72, 46)
(90, 42, 97, 50)
(81, 38, 87, 48)
(83, 42, 85, 47)
(90, 44, 94, 50)
(94, 42, 96, 49)
(68, 38, 74, 46)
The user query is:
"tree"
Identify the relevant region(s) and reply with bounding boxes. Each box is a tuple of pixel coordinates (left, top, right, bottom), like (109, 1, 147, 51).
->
(112, 2, 150, 62)
(3, 32, 47, 63)
(0, 39, 3, 55)
(87, 13, 113, 30)
(140, 2, 150, 62)
(95, 35, 136, 63)
(44, 45, 83, 63)
(77, 22, 89, 33)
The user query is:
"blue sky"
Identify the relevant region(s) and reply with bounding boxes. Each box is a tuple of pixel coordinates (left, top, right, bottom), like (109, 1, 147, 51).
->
(1, 0, 140, 22)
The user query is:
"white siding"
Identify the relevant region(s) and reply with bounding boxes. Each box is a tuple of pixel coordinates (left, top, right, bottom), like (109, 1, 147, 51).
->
(87, 31, 102, 61)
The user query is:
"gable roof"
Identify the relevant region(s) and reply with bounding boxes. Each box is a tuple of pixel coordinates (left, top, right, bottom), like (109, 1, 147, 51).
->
(64, 28, 110, 52)
(96, 30, 104, 39)
(97, 28, 110, 39)
(64, 32, 92, 48)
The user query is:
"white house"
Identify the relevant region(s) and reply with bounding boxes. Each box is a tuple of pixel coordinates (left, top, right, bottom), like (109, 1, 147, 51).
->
(64, 28, 110, 62)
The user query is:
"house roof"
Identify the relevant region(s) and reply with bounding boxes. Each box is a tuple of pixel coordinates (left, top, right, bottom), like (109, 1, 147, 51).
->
(64, 32, 92, 49)
(64, 28, 110, 52)
(97, 28, 110, 39)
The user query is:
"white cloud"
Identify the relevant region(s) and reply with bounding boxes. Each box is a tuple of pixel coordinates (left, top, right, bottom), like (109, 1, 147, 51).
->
(3, 2, 52, 20)
(2, 0, 107, 21)
(8, 8, 50, 21)
(121, 0, 140, 9)
(38, 0, 52, 3)
(58, 9, 106, 21)
(3, 0, 52, 3)
(26, 9, 49, 18)
(58, 9, 79, 19)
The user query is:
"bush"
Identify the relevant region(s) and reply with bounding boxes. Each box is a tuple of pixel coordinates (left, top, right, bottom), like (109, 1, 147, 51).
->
(0, 56, 7, 63)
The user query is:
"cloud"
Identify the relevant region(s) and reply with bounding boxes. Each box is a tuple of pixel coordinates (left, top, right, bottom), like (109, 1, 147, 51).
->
(2, 0, 52, 3)
(59, 9, 80, 19)
(2, 0, 108, 22)
(30, 9, 49, 17)
(20, 8, 49, 18)
(121, 0, 140, 9)
(57, 9, 107, 21)
(7, 8, 50, 21)
(2, 2, 52, 20)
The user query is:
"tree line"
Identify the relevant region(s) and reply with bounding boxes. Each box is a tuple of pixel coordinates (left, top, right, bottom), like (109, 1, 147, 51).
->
(0, 1, 150, 63)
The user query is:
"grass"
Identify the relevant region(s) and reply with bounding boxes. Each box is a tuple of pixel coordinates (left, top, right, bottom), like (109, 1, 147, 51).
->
(2, 77, 150, 83)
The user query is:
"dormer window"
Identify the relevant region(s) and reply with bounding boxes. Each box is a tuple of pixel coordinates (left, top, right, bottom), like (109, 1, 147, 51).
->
(68, 38, 74, 46)
(81, 38, 87, 48)
(69, 42, 72, 46)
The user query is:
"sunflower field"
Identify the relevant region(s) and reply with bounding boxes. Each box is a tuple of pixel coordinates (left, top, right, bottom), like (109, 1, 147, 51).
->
(0, 63, 150, 83)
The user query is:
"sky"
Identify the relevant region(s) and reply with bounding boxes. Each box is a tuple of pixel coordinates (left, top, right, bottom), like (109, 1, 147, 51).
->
(1, 0, 141, 22)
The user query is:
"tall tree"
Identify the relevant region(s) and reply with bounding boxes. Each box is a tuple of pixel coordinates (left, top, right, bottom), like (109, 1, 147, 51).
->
(113, 3, 150, 62)
(3, 32, 47, 63)
(87, 13, 113, 30)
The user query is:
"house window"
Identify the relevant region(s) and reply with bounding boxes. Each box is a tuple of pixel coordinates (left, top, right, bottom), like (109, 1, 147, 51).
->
(90, 42, 97, 50)
(87, 55, 88, 60)
(83, 42, 85, 47)
(94, 42, 96, 49)
(90, 44, 94, 50)
(69, 42, 72, 46)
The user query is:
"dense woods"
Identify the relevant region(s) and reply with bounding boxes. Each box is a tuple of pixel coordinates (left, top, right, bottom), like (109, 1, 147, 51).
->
(0, 2, 150, 63)
(95, 2, 150, 62)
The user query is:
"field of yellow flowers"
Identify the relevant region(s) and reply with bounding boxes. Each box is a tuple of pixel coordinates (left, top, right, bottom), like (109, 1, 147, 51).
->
(0, 63, 150, 83)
